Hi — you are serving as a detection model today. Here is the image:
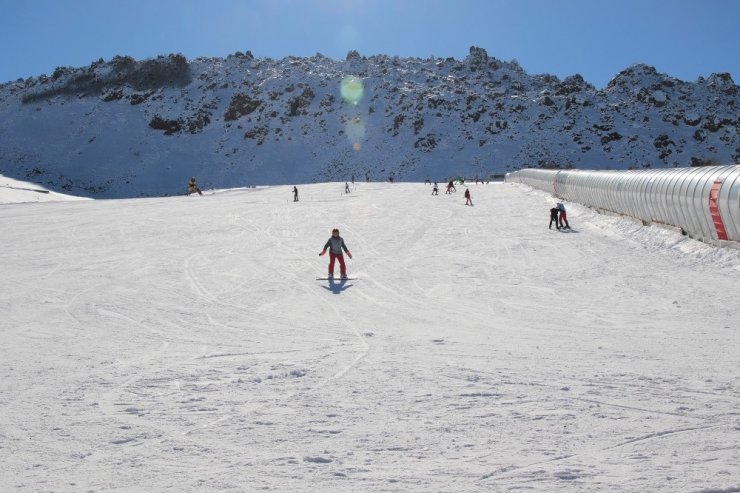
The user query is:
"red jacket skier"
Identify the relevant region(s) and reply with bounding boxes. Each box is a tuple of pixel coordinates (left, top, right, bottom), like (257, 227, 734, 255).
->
(557, 202, 570, 229)
(319, 228, 352, 278)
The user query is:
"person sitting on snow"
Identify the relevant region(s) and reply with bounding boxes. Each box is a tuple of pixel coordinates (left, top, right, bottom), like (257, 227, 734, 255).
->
(187, 177, 203, 196)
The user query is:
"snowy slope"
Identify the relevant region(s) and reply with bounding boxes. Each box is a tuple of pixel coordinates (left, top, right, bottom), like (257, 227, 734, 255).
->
(0, 48, 737, 198)
(0, 174, 89, 204)
(2, 182, 739, 492)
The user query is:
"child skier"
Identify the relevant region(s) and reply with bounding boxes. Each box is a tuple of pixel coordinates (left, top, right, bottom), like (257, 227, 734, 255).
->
(432, 182, 439, 195)
(557, 202, 570, 229)
(319, 228, 352, 279)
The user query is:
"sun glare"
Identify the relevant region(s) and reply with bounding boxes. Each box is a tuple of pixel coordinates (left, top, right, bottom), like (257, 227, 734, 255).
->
(340, 75, 364, 105)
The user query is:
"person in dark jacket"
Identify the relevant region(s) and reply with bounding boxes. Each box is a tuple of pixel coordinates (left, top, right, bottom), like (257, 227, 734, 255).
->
(319, 228, 352, 278)
(293, 186, 299, 202)
(549, 207, 560, 229)
(187, 177, 203, 196)
(464, 188, 473, 206)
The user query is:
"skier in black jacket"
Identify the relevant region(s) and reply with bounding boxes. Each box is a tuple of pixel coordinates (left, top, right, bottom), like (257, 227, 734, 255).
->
(319, 228, 352, 279)
(549, 207, 560, 229)
(187, 177, 203, 196)
(464, 188, 473, 206)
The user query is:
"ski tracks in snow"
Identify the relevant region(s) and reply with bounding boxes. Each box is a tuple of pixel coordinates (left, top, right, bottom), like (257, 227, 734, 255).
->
(5, 182, 740, 491)
(176, 200, 373, 440)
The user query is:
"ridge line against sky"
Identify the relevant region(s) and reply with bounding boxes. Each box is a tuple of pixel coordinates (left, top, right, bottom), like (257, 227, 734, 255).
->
(1, 0, 739, 88)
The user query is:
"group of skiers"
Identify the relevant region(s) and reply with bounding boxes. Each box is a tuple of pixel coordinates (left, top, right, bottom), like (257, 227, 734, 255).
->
(314, 193, 571, 280)
(189, 176, 573, 279)
(428, 179, 473, 205)
(433, 178, 571, 226)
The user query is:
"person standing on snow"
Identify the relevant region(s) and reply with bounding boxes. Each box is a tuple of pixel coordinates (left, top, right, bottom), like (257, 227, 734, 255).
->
(345, 182, 351, 194)
(292, 186, 299, 202)
(557, 202, 570, 229)
(319, 228, 352, 279)
(464, 188, 473, 206)
(432, 182, 439, 195)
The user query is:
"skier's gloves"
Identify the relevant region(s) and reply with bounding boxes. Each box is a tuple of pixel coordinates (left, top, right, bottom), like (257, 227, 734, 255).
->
(347, 252, 352, 259)
(319, 251, 326, 256)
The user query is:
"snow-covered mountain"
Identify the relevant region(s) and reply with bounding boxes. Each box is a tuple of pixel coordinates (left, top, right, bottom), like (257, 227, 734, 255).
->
(0, 47, 738, 198)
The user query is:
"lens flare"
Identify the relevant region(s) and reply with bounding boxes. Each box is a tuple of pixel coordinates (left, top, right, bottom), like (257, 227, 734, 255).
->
(345, 116, 366, 150)
(340, 76, 364, 105)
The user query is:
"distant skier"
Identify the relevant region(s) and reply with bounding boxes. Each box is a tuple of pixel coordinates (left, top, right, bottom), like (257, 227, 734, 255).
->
(293, 186, 299, 202)
(549, 207, 560, 229)
(425, 178, 431, 185)
(432, 182, 439, 195)
(445, 180, 456, 194)
(345, 182, 351, 194)
(319, 228, 352, 279)
(557, 202, 570, 229)
(464, 188, 473, 206)
(187, 177, 203, 196)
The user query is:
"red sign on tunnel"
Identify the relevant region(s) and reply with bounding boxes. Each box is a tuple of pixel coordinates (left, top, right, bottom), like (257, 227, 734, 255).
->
(708, 180, 728, 241)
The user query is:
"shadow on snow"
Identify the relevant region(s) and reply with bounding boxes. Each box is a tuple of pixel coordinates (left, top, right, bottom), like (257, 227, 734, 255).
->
(321, 278, 354, 294)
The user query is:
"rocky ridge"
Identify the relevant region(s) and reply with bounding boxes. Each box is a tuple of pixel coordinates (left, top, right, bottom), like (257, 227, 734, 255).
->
(0, 47, 737, 198)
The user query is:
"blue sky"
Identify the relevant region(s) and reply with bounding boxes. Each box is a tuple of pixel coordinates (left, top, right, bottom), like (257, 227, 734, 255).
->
(1, 0, 738, 87)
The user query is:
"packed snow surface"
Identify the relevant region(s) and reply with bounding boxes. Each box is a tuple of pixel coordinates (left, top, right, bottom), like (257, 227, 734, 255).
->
(1, 181, 739, 492)
(0, 174, 89, 204)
